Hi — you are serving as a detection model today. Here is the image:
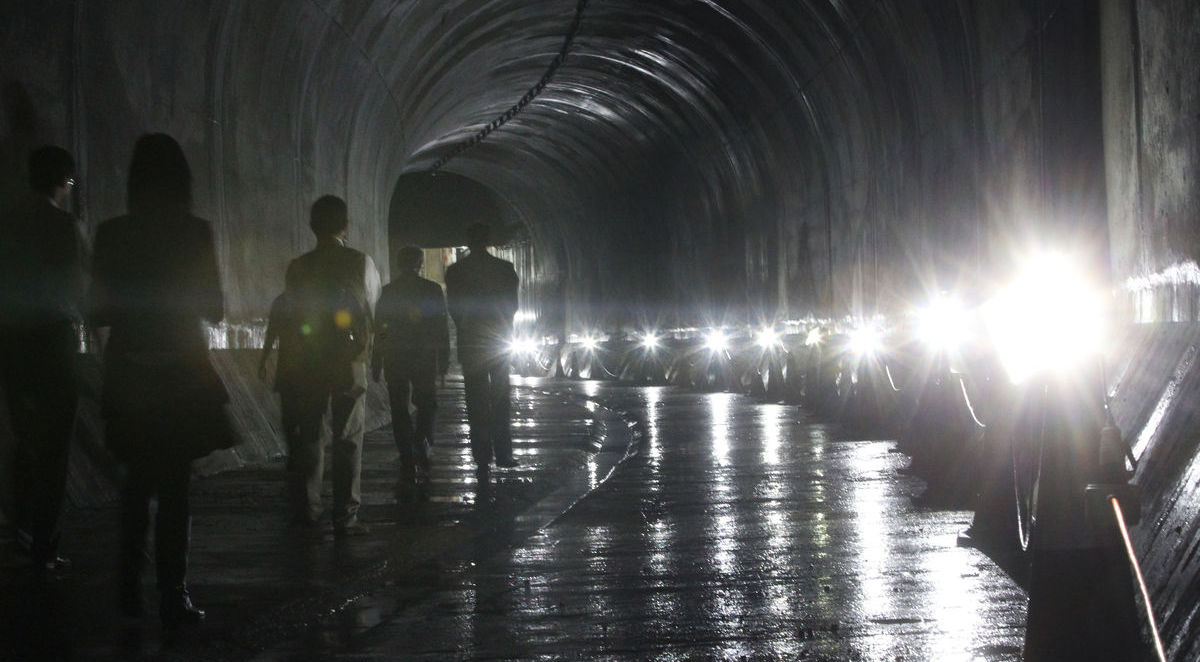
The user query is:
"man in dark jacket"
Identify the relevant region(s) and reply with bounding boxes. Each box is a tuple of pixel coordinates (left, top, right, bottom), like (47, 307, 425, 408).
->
(373, 246, 449, 491)
(0, 145, 86, 574)
(444, 222, 519, 478)
(284, 195, 380, 536)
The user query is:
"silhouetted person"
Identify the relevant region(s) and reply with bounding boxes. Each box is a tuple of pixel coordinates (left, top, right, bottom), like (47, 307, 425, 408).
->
(373, 246, 449, 491)
(89, 134, 227, 628)
(284, 195, 380, 536)
(0, 145, 85, 575)
(444, 222, 519, 478)
(260, 291, 302, 441)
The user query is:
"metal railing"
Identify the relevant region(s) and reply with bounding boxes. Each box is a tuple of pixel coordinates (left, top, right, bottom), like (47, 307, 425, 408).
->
(1110, 495, 1168, 662)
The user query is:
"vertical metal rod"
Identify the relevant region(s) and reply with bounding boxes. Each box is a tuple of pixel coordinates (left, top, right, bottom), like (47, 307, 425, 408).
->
(1111, 496, 1167, 662)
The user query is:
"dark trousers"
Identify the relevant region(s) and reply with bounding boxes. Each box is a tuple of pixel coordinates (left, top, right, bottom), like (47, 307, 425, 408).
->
(0, 322, 78, 563)
(120, 453, 192, 592)
(462, 357, 513, 466)
(385, 360, 437, 473)
(286, 363, 366, 525)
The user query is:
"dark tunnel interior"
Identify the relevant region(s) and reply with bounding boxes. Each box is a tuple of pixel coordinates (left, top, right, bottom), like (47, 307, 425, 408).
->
(10, 0, 1191, 333)
(3, 0, 1200, 658)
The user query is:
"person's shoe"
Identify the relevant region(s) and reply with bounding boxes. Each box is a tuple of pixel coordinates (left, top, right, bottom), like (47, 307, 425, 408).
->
(495, 455, 519, 469)
(334, 521, 371, 537)
(160, 586, 205, 629)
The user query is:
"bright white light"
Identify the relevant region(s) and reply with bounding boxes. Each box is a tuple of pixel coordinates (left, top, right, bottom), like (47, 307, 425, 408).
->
(640, 332, 661, 350)
(916, 294, 969, 354)
(849, 325, 882, 357)
(804, 327, 823, 347)
(756, 327, 781, 349)
(508, 337, 537, 356)
(581, 335, 599, 351)
(983, 253, 1106, 384)
(704, 329, 729, 352)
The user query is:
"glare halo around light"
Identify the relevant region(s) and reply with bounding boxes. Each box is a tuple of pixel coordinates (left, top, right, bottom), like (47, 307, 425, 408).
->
(916, 294, 968, 354)
(984, 253, 1105, 384)
(704, 330, 729, 352)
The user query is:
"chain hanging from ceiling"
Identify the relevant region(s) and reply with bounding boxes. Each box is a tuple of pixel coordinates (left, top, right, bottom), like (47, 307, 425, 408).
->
(428, 0, 589, 173)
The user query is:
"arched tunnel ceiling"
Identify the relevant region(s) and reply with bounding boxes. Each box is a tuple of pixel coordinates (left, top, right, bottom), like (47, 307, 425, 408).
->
(395, 0, 857, 215)
(6, 0, 1093, 325)
(365, 0, 967, 319)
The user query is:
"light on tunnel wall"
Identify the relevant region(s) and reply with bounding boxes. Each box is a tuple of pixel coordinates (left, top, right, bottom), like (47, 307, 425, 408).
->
(581, 334, 599, 351)
(640, 332, 661, 351)
(915, 294, 968, 354)
(755, 327, 781, 349)
(983, 252, 1106, 384)
(704, 329, 729, 353)
(508, 336, 538, 356)
(849, 325, 882, 357)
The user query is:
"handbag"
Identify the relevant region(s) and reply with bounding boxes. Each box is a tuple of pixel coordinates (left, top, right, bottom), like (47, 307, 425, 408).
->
(102, 351, 240, 461)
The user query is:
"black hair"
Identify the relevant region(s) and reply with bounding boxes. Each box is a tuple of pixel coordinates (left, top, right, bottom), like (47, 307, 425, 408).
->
(397, 245, 424, 271)
(310, 195, 349, 237)
(127, 133, 192, 216)
(466, 222, 491, 247)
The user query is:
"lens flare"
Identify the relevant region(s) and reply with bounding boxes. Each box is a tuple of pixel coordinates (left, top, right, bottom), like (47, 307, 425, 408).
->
(704, 330, 729, 352)
(756, 327, 781, 349)
(508, 337, 537, 356)
(850, 325, 881, 357)
(984, 253, 1106, 384)
(916, 294, 968, 353)
(641, 332, 661, 350)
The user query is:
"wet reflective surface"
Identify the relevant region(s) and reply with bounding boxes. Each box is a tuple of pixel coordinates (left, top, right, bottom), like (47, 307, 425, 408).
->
(256, 381, 1026, 661)
(0, 378, 1027, 660)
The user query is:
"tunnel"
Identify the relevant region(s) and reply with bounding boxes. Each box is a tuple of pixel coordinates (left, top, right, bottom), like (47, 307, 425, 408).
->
(2, 0, 1200, 659)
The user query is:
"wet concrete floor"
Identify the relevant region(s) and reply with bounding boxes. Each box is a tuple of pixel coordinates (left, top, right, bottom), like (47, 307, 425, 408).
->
(0, 377, 1027, 661)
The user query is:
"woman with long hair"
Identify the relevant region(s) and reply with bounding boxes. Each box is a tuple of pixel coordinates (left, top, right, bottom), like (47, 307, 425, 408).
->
(88, 133, 228, 628)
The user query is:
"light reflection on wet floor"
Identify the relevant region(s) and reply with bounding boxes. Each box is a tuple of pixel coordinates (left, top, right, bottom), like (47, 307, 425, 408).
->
(258, 381, 1026, 661)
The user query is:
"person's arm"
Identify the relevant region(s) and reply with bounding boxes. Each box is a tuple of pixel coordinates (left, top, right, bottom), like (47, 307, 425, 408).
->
(50, 212, 87, 319)
(195, 218, 224, 326)
(259, 299, 280, 379)
(443, 266, 461, 324)
(503, 264, 520, 324)
(372, 287, 394, 381)
(86, 222, 114, 333)
(363, 254, 381, 316)
(432, 283, 450, 376)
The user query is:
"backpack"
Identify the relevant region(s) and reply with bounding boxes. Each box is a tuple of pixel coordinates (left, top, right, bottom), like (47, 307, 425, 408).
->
(288, 251, 372, 370)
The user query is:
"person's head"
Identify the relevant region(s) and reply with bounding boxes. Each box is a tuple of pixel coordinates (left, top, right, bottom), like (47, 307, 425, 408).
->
(310, 195, 349, 238)
(396, 245, 424, 274)
(127, 133, 192, 216)
(465, 222, 491, 252)
(28, 145, 75, 203)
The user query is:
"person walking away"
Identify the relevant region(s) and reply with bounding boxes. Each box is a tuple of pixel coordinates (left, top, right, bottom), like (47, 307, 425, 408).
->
(88, 134, 232, 627)
(260, 291, 304, 461)
(284, 195, 380, 536)
(373, 246, 449, 495)
(0, 145, 86, 575)
(444, 222, 519, 481)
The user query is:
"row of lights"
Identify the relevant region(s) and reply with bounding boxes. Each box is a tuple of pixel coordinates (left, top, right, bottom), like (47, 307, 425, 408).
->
(509, 252, 1107, 386)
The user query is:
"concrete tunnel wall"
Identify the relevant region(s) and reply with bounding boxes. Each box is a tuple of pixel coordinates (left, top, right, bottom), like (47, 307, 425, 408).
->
(2, 0, 1200, 654)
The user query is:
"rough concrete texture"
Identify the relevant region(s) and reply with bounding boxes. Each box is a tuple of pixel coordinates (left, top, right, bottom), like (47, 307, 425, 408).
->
(1, 1, 1195, 326)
